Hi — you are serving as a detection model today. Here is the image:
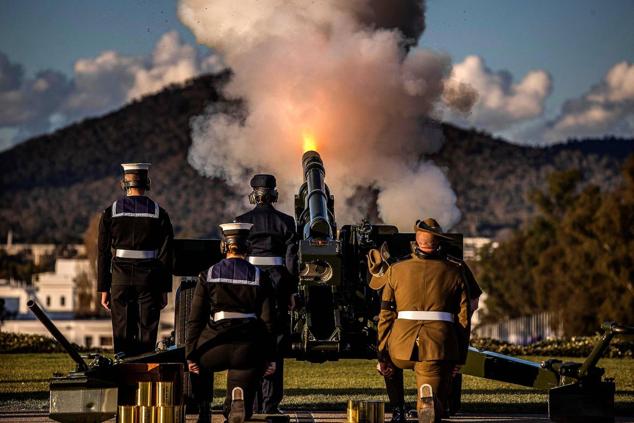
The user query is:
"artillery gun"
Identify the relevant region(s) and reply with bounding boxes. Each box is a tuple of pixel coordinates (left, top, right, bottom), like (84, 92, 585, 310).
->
(29, 150, 632, 422)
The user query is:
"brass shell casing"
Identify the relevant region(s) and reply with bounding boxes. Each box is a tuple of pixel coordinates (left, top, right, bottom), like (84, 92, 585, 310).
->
(136, 382, 153, 407)
(347, 400, 360, 423)
(118, 405, 137, 423)
(347, 400, 384, 423)
(157, 406, 174, 423)
(156, 381, 174, 406)
(138, 405, 157, 423)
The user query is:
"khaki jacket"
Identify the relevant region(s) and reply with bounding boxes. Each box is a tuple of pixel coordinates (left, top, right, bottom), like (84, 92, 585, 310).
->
(375, 253, 471, 364)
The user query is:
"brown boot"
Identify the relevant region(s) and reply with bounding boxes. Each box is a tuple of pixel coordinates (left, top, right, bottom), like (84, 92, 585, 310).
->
(228, 387, 245, 423)
(417, 384, 435, 423)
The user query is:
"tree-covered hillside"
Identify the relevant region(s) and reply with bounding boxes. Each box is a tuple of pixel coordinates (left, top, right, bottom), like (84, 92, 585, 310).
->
(0, 72, 632, 242)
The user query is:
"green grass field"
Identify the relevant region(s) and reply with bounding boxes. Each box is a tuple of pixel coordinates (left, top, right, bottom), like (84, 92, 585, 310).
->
(1, 354, 633, 414)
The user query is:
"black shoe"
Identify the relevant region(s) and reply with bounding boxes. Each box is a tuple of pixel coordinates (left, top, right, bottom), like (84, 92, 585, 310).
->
(264, 408, 284, 415)
(390, 405, 407, 423)
(229, 387, 246, 423)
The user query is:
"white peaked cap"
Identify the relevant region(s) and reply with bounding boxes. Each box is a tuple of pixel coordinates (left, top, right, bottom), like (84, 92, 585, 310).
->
(121, 163, 151, 172)
(219, 222, 254, 235)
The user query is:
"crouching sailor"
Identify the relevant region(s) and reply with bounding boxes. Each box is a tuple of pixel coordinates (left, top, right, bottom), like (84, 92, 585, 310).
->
(186, 223, 277, 423)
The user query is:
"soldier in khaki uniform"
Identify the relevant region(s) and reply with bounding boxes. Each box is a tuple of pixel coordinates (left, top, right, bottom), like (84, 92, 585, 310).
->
(370, 218, 471, 423)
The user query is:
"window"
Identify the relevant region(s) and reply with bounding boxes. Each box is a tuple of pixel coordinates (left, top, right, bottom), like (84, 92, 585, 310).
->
(84, 336, 93, 348)
(60, 296, 65, 307)
(99, 336, 113, 347)
(46, 296, 51, 307)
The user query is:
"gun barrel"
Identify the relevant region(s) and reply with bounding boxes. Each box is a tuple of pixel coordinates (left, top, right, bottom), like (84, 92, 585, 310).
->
(302, 150, 332, 239)
(27, 300, 88, 371)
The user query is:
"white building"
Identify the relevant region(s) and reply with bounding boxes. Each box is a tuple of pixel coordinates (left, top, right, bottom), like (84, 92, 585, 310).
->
(33, 258, 92, 312)
(0, 279, 34, 316)
(463, 237, 499, 261)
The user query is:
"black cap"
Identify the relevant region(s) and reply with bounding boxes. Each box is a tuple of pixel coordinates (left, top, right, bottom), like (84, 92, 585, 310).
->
(250, 174, 276, 189)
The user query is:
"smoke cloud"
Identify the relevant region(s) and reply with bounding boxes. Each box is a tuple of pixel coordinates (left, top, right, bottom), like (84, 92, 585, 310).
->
(444, 55, 552, 132)
(538, 61, 634, 143)
(180, 0, 471, 231)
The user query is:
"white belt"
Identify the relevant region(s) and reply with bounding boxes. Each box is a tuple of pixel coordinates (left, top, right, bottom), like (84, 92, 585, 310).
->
(397, 311, 455, 322)
(213, 311, 256, 321)
(247, 256, 284, 266)
(115, 249, 158, 259)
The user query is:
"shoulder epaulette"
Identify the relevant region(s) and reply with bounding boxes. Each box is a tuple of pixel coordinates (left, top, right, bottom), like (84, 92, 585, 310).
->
(444, 254, 464, 267)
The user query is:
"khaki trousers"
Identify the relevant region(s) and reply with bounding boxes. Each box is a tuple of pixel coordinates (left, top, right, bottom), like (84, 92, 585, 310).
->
(390, 357, 454, 421)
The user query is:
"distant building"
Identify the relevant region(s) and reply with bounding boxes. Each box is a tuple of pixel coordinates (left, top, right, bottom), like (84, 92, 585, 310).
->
(33, 258, 92, 313)
(0, 279, 34, 318)
(473, 311, 563, 344)
(463, 237, 498, 261)
(0, 256, 112, 348)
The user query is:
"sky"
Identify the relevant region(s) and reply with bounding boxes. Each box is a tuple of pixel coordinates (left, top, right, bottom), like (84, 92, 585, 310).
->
(0, 0, 632, 151)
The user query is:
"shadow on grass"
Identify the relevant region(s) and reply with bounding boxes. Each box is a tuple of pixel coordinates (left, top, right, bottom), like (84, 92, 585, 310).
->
(0, 392, 48, 402)
(0, 379, 48, 385)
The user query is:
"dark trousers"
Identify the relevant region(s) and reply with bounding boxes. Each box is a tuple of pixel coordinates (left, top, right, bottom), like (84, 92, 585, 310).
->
(110, 284, 162, 356)
(253, 265, 294, 413)
(384, 365, 405, 409)
(197, 341, 266, 419)
(253, 353, 284, 413)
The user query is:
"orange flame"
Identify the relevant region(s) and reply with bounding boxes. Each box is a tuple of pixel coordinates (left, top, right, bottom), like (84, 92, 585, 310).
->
(302, 131, 318, 152)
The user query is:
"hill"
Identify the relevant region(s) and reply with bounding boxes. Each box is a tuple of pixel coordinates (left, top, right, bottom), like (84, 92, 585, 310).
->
(0, 72, 632, 242)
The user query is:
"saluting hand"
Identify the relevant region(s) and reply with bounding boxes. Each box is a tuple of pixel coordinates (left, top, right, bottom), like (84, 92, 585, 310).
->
(264, 361, 276, 377)
(188, 360, 200, 374)
(100, 292, 111, 311)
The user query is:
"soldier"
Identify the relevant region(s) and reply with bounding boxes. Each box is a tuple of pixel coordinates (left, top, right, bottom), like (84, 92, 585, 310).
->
(186, 223, 277, 423)
(370, 218, 471, 423)
(97, 163, 174, 357)
(234, 174, 298, 414)
(368, 235, 481, 421)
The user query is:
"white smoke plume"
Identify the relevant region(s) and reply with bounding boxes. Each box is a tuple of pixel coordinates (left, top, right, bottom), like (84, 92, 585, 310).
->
(180, 0, 472, 230)
(444, 55, 552, 132)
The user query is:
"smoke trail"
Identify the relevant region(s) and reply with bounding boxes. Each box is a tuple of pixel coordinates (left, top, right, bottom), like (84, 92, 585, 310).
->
(179, 0, 473, 230)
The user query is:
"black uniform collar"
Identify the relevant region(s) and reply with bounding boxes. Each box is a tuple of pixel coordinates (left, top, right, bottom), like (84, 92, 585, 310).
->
(255, 203, 275, 210)
(414, 245, 444, 260)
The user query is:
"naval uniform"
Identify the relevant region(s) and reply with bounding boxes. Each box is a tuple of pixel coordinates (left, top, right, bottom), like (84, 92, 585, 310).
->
(97, 195, 173, 356)
(374, 249, 471, 421)
(186, 258, 276, 419)
(234, 203, 298, 413)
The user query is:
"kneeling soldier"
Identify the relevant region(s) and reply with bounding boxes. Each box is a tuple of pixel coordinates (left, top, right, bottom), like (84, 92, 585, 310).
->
(373, 218, 471, 423)
(186, 223, 277, 423)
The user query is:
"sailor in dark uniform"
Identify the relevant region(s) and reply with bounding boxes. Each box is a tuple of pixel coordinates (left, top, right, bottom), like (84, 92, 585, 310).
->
(97, 163, 174, 357)
(234, 174, 298, 414)
(186, 223, 277, 423)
